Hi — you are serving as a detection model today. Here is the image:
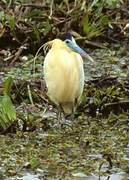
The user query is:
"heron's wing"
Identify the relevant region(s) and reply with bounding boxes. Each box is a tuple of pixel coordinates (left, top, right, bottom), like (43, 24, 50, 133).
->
(75, 53, 84, 102)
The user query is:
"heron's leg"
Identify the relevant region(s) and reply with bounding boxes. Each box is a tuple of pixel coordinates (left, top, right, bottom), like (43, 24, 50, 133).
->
(57, 104, 65, 122)
(57, 104, 61, 120)
(55, 104, 62, 127)
(71, 102, 74, 121)
(57, 104, 67, 128)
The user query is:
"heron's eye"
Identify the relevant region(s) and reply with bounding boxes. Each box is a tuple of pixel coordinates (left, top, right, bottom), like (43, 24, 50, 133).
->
(65, 40, 69, 44)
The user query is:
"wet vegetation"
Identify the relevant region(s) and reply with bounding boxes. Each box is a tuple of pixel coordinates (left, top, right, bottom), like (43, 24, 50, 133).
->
(0, 0, 129, 179)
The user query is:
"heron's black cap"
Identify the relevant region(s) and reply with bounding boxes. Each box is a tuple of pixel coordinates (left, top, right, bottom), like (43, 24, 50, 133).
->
(58, 33, 72, 41)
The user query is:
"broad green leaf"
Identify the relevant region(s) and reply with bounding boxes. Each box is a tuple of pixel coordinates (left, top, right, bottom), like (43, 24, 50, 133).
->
(0, 11, 5, 22)
(3, 77, 13, 95)
(1, 94, 16, 121)
(6, 14, 15, 31)
(0, 112, 7, 129)
(0, 94, 16, 129)
(33, 24, 40, 42)
(116, 12, 121, 21)
(82, 15, 89, 34)
(0, 77, 16, 130)
(43, 21, 51, 36)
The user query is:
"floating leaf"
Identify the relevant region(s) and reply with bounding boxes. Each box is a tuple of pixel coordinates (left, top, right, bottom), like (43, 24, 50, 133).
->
(29, 158, 38, 167)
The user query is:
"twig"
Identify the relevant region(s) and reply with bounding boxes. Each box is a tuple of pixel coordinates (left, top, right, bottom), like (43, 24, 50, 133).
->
(9, 47, 23, 65)
(10, 40, 29, 65)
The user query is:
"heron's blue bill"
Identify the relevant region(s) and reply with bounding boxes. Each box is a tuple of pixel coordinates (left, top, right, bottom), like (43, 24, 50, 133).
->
(64, 39, 94, 62)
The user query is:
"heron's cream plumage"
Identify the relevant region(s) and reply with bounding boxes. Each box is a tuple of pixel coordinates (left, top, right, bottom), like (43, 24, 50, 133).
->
(44, 39, 84, 114)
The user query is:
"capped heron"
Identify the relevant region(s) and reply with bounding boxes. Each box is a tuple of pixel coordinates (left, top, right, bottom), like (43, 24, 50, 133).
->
(43, 33, 93, 120)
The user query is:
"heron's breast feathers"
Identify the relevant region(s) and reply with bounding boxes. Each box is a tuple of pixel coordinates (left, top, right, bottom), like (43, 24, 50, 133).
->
(43, 44, 84, 111)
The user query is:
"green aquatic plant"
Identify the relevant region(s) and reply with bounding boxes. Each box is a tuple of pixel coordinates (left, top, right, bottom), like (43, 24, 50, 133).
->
(0, 77, 16, 130)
